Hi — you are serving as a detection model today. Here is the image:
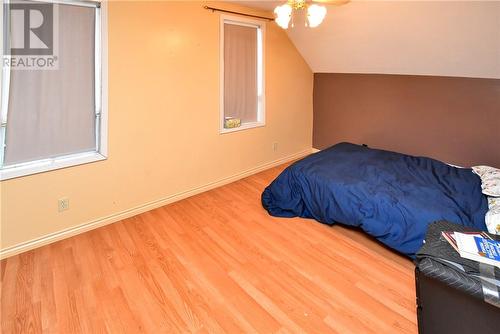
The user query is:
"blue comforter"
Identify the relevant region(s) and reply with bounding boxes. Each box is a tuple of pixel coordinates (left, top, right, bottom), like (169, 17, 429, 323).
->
(261, 143, 488, 257)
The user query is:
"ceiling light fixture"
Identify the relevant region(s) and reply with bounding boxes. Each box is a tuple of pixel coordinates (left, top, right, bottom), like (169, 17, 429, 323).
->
(306, 4, 327, 28)
(274, 0, 348, 29)
(274, 3, 293, 29)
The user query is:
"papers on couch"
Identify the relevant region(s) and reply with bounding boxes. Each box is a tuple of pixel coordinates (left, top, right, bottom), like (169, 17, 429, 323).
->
(454, 232, 500, 268)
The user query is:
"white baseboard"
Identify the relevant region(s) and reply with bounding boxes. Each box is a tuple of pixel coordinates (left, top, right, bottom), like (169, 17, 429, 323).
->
(311, 148, 321, 153)
(0, 148, 314, 259)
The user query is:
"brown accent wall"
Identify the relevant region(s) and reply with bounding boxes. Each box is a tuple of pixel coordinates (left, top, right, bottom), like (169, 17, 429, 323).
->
(313, 73, 500, 167)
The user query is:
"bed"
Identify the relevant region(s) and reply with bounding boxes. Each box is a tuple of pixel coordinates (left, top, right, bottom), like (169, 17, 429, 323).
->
(261, 142, 488, 257)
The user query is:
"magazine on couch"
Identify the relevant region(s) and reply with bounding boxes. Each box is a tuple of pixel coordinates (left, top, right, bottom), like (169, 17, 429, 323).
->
(454, 232, 500, 268)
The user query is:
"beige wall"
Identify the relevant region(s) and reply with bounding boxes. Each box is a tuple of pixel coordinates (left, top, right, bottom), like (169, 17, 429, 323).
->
(287, 0, 500, 78)
(0, 1, 313, 253)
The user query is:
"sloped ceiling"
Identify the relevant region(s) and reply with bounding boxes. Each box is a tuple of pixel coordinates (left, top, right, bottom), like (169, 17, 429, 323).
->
(230, 1, 500, 78)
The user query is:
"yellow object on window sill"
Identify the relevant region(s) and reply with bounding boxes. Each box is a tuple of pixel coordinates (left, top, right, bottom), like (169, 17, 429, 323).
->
(224, 117, 241, 129)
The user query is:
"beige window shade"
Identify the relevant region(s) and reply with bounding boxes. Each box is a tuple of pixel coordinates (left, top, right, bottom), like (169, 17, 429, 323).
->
(3, 4, 96, 166)
(224, 23, 258, 124)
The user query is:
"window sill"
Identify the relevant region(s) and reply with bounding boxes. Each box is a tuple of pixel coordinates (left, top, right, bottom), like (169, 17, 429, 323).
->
(0, 151, 107, 181)
(220, 122, 265, 134)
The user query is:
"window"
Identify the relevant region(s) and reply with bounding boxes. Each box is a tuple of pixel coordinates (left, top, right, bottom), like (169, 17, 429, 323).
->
(0, 0, 107, 180)
(220, 15, 265, 133)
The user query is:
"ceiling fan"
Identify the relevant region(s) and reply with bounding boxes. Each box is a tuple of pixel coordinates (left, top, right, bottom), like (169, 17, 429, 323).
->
(274, 0, 349, 29)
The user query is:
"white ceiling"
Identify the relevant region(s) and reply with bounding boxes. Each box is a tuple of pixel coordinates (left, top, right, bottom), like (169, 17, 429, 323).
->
(229, 1, 280, 11)
(228, 1, 500, 78)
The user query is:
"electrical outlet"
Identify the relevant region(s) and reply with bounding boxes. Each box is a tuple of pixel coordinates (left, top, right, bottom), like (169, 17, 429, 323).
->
(273, 142, 279, 152)
(58, 198, 69, 212)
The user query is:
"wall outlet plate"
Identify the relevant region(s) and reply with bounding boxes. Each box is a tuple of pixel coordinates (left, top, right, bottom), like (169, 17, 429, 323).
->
(58, 198, 69, 212)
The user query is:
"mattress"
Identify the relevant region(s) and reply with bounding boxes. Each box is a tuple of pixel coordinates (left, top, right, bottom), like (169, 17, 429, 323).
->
(262, 143, 488, 257)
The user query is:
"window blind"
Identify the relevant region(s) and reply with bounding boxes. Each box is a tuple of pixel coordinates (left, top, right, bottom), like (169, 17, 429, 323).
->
(3, 4, 97, 166)
(223, 23, 258, 124)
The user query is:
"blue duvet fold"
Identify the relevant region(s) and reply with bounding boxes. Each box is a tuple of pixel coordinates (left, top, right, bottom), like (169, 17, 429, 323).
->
(261, 143, 488, 257)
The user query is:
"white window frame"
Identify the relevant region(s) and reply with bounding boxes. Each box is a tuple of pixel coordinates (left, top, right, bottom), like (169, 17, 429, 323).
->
(0, 0, 108, 180)
(219, 14, 265, 134)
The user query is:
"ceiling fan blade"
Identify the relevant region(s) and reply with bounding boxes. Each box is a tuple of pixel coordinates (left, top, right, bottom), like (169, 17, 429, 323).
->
(312, 0, 350, 5)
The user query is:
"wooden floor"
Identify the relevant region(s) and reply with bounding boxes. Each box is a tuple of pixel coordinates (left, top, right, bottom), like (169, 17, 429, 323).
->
(1, 164, 417, 334)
